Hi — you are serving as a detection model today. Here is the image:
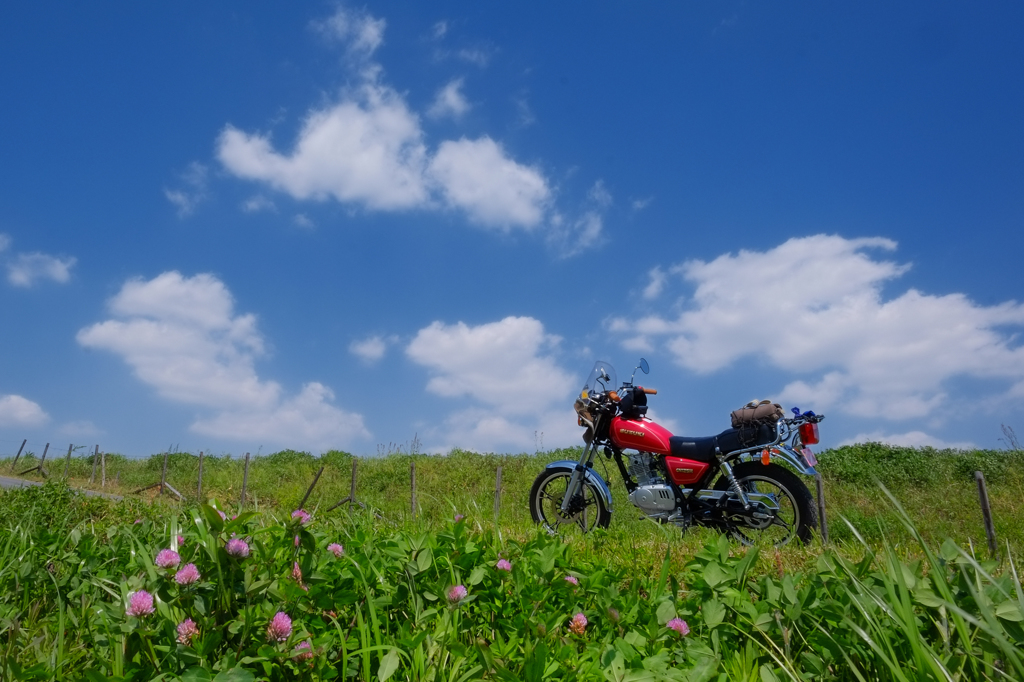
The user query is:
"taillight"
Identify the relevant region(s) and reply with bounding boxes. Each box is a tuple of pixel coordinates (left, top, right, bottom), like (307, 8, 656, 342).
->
(799, 422, 819, 445)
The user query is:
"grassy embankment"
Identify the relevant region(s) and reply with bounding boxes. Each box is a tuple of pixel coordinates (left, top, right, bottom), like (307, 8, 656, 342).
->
(2, 442, 1022, 576)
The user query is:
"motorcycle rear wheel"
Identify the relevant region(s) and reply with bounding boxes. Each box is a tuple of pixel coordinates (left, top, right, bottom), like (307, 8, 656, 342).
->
(713, 462, 817, 546)
(529, 466, 611, 534)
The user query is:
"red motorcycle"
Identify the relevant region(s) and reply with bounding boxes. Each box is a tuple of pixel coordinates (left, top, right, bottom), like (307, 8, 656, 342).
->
(530, 359, 824, 546)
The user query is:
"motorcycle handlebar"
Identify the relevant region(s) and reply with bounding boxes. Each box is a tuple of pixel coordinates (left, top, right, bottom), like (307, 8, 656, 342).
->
(639, 387, 657, 395)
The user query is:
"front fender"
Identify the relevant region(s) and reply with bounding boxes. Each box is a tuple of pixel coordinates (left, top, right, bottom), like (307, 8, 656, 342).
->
(545, 460, 614, 512)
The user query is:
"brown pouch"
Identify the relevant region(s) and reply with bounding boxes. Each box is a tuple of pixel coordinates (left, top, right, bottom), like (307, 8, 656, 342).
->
(731, 399, 784, 428)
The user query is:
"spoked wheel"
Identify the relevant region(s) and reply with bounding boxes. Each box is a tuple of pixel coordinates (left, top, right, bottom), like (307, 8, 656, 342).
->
(713, 462, 817, 546)
(529, 466, 611, 534)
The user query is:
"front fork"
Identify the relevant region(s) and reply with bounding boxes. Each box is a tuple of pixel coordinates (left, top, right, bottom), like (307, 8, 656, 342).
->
(560, 415, 601, 513)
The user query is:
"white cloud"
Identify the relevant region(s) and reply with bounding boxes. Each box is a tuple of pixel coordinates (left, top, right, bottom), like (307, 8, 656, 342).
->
(842, 430, 975, 450)
(428, 137, 550, 229)
(588, 180, 612, 209)
(407, 317, 573, 412)
(514, 94, 536, 128)
(458, 48, 491, 67)
(642, 266, 667, 300)
(632, 197, 653, 211)
(546, 180, 610, 257)
(621, 335, 654, 354)
(427, 78, 471, 120)
(191, 382, 360, 446)
(312, 7, 385, 57)
(7, 252, 76, 287)
(58, 420, 102, 437)
(406, 316, 581, 451)
(164, 162, 209, 218)
(432, 21, 448, 40)
(1, 234, 76, 287)
(242, 195, 276, 213)
(349, 335, 394, 363)
(609, 235, 1024, 420)
(549, 211, 603, 258)
(423, 407, 578, 454)
(219, 95, 551, 227)
(0, 394, 49, 427)
(164, 190, 196, 217)
(218, 80, 430, 211)
(76, 271, 368, 450)
(216, 7, 603, 249)
(293, 213, 315, 229)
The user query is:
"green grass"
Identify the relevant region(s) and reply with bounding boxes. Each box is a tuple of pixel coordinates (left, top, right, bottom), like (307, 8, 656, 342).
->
(0, 478, 1021, 680)
(2, 442, 1023, 579)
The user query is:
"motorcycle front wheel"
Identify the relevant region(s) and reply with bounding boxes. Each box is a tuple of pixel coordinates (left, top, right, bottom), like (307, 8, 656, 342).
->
(713, 462, 817, 546)
(529, 466, 611, 534)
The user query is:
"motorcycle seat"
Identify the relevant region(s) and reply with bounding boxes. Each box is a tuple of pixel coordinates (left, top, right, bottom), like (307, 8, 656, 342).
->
(670, 426, 767, 461)
(668, 435, 719, 462)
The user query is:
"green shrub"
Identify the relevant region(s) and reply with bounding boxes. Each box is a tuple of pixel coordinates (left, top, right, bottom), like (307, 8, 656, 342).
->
(820, 442, 1022, 486)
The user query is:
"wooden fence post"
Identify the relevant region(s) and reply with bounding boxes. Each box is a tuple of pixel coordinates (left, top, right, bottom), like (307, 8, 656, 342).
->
(299, 465, 325, 510)
(90, 445, 99, 484)
(410, 461, 417, 518)
(349, 459, 358, 504)
(197, 451, 204, 502)
(240, 452, 250, 509)
(814, 472, 829, 544)
(162, 482, 185, 501)
(10, 439, 26, 472)
(975, 471, 998, 558)
(494, 465, 503, 522)
(101, 450, 106, 488)
(19, 443, 51, 477)
(326, 459, 363, 512)
(63, 443, 73, 478)
(160, 451, 169, 495)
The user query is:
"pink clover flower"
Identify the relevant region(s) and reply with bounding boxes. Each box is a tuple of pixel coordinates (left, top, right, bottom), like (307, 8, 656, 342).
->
(126, 590, 155, 618)
(175, 563, 200, 586)
(266, 612, 292, 642)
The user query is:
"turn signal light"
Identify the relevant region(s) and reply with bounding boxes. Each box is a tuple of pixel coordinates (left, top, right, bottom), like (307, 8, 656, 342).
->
(799, 422, 819, 445)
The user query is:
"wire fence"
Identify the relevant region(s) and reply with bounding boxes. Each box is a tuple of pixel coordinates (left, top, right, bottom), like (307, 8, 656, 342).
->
(0, 437, 527, 530)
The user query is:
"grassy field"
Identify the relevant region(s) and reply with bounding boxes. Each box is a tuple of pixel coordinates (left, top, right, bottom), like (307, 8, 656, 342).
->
(0, 469, 1022, 680)
(2, 442, 1023, 579)
(1, 443, 1022, 680)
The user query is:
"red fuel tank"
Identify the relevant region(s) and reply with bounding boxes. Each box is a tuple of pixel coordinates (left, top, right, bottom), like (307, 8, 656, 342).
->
(610, 416, 674, 455)
(664, 456, 710, 486)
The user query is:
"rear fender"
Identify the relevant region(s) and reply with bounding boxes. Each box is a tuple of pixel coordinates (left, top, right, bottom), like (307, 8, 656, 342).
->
(545, 460, 614, 512)
(732, 444, 816, 476)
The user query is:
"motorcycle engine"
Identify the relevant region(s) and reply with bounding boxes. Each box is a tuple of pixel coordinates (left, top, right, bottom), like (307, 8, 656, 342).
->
(626, 452, 677, 514)
(626, 452, 663, 486)
(629, 484, 676, 513)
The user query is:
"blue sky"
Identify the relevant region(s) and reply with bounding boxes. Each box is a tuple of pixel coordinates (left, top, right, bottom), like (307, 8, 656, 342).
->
(2, 2, 1023, 458)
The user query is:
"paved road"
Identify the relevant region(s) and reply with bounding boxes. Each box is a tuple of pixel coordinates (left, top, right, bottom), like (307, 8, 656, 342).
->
(0, 475, 123, 500)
